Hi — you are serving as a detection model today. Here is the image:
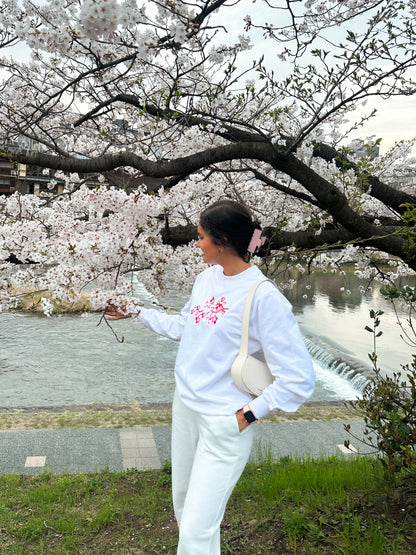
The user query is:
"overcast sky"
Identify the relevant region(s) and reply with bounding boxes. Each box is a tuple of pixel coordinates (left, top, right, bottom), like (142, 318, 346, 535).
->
(346, 96, 416, 155)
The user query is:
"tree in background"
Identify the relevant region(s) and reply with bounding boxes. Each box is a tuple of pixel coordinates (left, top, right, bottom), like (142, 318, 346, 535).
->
(0, 0, 415, 311)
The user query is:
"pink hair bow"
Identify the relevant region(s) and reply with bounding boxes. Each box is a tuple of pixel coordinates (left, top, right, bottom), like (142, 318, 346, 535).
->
(247, 229, 265, 254)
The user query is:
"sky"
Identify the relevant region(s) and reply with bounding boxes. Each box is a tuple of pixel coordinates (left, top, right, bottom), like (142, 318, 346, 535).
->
(347, 96, 416, 155)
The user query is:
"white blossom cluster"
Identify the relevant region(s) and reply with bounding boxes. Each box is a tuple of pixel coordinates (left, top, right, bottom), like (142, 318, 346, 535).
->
(8, 0, 198, 56)
(0, 183, 213, 314)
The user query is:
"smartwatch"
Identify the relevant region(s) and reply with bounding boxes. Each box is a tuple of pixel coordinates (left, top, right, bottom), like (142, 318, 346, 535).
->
(243, 404, 257, 424)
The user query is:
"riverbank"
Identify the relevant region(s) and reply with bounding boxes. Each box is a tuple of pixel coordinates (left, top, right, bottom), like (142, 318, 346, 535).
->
(0, 401, 362, 430)
(13, 289, 94, 314)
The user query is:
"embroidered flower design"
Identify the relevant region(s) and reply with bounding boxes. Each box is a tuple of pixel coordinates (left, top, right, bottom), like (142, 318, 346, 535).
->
(191, 296, 228, 324)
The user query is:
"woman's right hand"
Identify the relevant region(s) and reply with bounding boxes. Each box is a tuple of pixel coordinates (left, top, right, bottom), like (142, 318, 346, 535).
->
(104, 303, 133, 321)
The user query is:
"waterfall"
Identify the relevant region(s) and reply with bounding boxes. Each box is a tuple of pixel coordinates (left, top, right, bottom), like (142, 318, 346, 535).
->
(304, 337, 373, 395)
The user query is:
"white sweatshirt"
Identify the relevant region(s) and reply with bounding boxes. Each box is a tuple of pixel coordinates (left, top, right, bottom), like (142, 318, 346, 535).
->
(138, 264, 315, 419)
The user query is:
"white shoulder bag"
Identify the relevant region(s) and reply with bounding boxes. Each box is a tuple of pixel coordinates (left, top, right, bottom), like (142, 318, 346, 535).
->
(231, 278, 276, 396)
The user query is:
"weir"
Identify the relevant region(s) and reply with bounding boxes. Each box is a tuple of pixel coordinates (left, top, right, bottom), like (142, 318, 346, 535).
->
(304, 337, 374, 395)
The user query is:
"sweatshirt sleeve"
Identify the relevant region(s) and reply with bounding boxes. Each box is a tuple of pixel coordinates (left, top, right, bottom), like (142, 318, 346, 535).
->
(249, 289, 316, 419)
(137, 297, 192, 341)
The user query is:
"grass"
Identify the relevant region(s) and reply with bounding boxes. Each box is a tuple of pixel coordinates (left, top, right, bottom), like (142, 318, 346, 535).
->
(0, 401, 360, 430)
(0, 402, 172, 431)
(0, 456, 415, 554)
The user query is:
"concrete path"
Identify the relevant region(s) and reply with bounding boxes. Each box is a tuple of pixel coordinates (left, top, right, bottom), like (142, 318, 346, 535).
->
(0, 420, 370, 475)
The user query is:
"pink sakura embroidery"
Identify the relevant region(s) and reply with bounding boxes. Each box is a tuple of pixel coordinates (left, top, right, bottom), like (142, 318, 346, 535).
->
(191, 296, 228, 324)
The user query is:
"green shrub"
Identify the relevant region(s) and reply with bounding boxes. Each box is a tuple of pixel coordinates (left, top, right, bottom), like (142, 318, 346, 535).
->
(346, 294, 416, 475)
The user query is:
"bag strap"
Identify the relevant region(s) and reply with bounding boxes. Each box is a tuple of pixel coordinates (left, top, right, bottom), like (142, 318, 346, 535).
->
(239, 278, 275, 357)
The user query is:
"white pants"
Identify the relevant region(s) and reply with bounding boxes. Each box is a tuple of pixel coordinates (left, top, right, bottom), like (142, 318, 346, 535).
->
(172, 391, 255, 555)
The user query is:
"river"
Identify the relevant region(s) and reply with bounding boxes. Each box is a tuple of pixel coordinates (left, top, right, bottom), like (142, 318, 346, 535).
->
(0, 268, 414, 408)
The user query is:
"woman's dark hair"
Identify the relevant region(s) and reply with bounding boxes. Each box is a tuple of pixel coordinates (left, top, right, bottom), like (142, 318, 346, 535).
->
(199, 199, 262, 261)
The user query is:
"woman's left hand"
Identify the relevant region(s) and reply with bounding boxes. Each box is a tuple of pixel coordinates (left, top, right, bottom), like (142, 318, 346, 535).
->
(104, 303, 132, 320)
(235, 409, 250, 432)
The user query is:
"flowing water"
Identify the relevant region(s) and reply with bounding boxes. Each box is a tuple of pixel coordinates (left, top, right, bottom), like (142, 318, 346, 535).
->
(286, 268, 415, 376)
(0, 270, 414, 408)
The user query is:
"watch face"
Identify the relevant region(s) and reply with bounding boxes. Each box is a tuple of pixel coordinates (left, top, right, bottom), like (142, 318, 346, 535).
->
(244, 410, 256, 423)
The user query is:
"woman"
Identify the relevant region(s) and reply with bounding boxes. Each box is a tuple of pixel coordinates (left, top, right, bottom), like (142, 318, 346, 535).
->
(106, 199, 315, 555)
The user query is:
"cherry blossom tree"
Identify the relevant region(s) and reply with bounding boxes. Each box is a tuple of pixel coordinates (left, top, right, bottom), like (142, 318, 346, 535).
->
(0, 0, 415, 313)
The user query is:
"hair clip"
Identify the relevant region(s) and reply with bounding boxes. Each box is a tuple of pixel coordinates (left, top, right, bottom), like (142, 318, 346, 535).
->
(247, 228, 265, 254)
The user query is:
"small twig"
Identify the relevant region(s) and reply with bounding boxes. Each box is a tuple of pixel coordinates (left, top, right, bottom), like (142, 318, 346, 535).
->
(43, 521, 63, 535)
(97, 313, 125, 343)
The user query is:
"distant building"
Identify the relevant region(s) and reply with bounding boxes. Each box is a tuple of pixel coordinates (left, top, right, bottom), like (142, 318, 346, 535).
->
(0, 155, 65, 196)
(389, 165, 416, 191)
(0, 137, 66, 195)
(0, 156, 18, 195)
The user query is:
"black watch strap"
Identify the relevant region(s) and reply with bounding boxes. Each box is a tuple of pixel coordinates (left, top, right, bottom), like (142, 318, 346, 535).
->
(243, 404, 257, 423)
